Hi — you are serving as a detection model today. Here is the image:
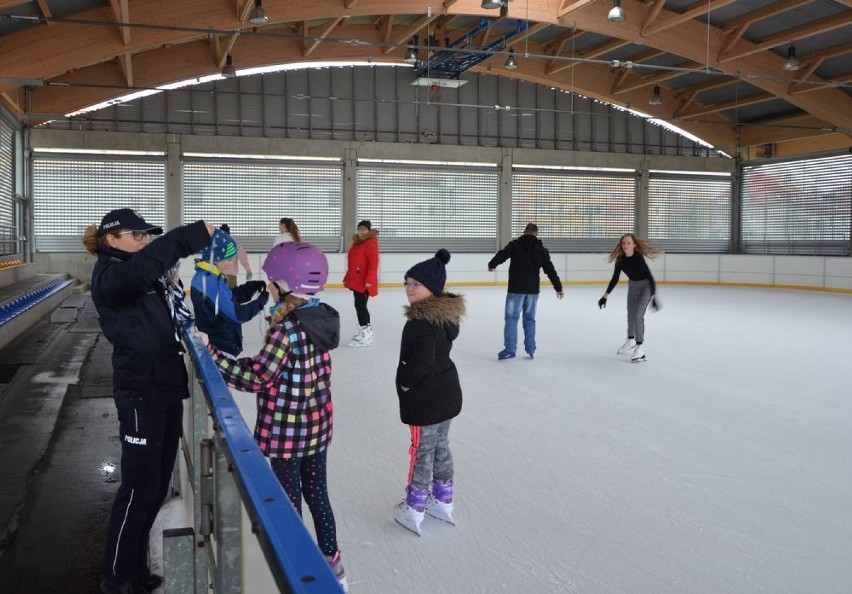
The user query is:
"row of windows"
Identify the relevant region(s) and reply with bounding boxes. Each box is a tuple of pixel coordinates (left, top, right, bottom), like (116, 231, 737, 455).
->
(30, 152, 851, 255)
(0, 119, 15, 256)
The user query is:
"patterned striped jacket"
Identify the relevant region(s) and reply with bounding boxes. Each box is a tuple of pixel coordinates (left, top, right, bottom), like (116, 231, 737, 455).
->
(210, 302, 340, 458)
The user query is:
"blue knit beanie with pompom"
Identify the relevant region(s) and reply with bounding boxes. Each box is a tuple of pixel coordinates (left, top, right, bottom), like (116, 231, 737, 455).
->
(405, 249, 451, 295)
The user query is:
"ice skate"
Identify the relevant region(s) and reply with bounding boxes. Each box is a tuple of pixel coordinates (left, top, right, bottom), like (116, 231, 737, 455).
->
(394, 484, 428, 535)
(497, 349, 515, 360)
(617, 338, 636, 355)
(426, 479, 455, 525)
(348, 324, 374, 347)
(630, 344, 646, 363)
(325, 551, 349, 593)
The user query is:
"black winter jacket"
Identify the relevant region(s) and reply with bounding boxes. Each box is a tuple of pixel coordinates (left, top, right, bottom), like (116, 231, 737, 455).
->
(488, 233, 563, 294)
(91, 220, 211, 407)
(396, 292, 466, 426)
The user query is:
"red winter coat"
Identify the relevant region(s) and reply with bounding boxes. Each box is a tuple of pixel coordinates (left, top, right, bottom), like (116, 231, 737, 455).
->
(343, 230, 380, 296)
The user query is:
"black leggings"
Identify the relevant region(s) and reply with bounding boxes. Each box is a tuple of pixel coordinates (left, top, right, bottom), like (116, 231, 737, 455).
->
(352, 290, 370, 326)
(270, 452, 338, 556)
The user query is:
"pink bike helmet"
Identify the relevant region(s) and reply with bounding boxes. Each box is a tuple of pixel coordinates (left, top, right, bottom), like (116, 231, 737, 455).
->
(262, 241, 328, 295)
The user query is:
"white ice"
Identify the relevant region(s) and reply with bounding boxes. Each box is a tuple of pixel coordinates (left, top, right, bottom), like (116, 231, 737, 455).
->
(191, 285, 852, 593)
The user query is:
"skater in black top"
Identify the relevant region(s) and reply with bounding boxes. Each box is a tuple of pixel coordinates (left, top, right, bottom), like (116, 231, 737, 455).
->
(598, 233, 660, 363)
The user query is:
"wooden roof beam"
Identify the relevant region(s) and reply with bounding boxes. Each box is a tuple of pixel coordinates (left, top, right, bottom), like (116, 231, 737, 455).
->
(673, 76, 739, 115)
(613, 61, 701, 95)
(35, 0, 52, 25)
(788, 41, 852, 92)
(791, 72, 852, 95)
(719, 0, 817, 56)
(557, 0, 597, 19)
(385, 14, 439, 54)
(118, 53, 133, 87)
(303, 17, 343, 56)
(546, 38, 630, 75)
(679, 91, 776, 119)
(107, 0, 131, 44)
(643, 0, 738, 37)
(721, 12, 852, 62)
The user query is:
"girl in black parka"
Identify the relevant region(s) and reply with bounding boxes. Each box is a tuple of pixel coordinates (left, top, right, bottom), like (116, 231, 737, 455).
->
(393, 249, 466, 536)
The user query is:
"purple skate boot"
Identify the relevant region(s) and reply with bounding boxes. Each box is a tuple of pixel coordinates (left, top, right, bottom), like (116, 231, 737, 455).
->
(324, 551, 348, 592)
(426, 479, 455, 525)
(394, 484, 428, 535)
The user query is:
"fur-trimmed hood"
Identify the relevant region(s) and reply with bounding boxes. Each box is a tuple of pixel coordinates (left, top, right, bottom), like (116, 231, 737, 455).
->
(403, 292, 466, 325)
(351, 228, 379, 243)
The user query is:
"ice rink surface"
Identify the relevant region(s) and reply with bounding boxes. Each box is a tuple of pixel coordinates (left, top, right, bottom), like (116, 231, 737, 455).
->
(231, 284, 851, 594)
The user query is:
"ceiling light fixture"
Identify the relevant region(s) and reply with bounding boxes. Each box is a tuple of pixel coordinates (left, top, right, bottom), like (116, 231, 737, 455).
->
(221, 54, 236, 78)
(404, 37, 418, 64)
(481, 0, 503, 8)
(248, 0, 269, 26)
(505, 49, 518, 71)
(782, 44, 802, 72)
(607, 0, 626, 23)
(649, 85, 662, 106)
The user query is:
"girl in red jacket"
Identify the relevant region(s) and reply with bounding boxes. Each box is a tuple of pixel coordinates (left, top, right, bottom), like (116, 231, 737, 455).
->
(343, 219, 380, 346)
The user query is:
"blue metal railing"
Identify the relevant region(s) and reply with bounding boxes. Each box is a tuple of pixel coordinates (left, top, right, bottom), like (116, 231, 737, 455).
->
(182, 325, 343, 593)
(0, 279, 73, 325)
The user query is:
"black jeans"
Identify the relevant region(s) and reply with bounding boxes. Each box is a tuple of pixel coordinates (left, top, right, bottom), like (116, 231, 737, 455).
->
(103, 396, 182, 583)
(352, 289, 370, 326)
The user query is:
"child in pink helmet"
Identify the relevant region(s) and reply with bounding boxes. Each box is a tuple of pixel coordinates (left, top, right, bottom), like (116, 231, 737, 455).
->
(206, 241, 348, 592)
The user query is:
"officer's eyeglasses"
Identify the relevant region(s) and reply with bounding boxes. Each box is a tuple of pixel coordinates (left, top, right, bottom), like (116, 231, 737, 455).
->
(117, 230, 150, 241)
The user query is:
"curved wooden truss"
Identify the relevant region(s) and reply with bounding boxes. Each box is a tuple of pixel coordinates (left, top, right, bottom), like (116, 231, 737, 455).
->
(0, 0, 850, 157)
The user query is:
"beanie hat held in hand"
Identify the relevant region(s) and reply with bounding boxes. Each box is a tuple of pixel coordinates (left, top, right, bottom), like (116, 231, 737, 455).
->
(405, 249, 451, 296)
(201, 228, 238, 263)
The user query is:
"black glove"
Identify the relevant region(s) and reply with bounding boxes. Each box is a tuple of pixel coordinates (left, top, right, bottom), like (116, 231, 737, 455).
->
(598, 296, 607, 309)
(257, 289, 270, 306)
(248, 280, 267, 293)
(650, 296, 661, 311)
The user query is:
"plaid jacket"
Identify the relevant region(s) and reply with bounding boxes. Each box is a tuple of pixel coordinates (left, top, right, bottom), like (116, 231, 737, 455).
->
(211, 307, 337, 458)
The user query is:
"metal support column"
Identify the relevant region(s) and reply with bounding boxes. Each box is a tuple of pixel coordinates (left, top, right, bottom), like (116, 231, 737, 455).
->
(636, 160, 650, 238)
(212, 432, 242, 593)
(497, 148, 513, 249)
(166, 137, 182, 231)
(342, 148, 357, 252)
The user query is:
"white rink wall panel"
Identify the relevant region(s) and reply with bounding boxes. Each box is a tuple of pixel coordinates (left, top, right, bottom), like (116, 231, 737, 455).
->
(774, 256, 826, 288)
(825, 258, 852, 290)
(37, 253, 852, 293)
(663, 254, 720, 283)
(719, 255, 775, 285)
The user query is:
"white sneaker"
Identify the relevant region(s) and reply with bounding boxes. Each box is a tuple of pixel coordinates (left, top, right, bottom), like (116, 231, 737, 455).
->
(631, 344, 646, 363)
(617, 338, 636, 354)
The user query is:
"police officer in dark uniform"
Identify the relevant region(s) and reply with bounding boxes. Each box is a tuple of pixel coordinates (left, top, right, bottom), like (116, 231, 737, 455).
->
(83, 209, 213, 594)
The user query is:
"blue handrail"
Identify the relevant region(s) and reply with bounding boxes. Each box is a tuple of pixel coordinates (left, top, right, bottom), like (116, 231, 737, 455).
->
(0, 279, 73, 325)
(182, 325, 344, 593)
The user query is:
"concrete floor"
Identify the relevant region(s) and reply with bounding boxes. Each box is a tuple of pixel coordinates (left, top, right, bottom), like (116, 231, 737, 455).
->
(0, 297, 119, 593)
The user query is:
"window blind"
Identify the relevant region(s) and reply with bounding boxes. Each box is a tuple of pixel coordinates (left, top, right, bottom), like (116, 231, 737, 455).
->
(0, 119, 14, 256)
(32, 153, 165, 252)
(648, 173, 732, 253)
(356, 164, 499, 252)
(512, 169, 635, 252)
(742, 153, 852, 255)
(182, 157, 343, 252)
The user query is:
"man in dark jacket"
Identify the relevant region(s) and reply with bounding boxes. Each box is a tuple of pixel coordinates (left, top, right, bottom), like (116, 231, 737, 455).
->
(488, 222, 564, 360)
(85, 208, 213, 594)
